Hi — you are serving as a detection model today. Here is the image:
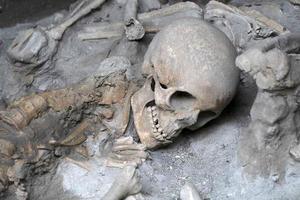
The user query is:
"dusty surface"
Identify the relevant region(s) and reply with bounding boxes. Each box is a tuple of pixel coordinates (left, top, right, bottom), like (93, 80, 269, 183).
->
(1, 0, 300, 199)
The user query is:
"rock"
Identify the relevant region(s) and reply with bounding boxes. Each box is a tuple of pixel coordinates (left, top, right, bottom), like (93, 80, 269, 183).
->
(290, 144, 300, 162)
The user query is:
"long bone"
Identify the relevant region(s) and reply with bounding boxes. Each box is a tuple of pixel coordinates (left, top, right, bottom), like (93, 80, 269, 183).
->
(78, 2, 203, 40)
(7, 0, 107, 70)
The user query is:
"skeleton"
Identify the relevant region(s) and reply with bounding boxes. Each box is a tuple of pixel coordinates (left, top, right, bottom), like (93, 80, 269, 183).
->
(0, 69, 148, 194)
(236, 33, 300, 178)
(7, 0, 107, 72)
(3, 1, 294, 198)
(131, 18, 240, 149)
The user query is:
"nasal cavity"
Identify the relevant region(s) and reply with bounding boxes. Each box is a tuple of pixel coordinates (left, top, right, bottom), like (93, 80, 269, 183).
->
(151, 78, 155, 92)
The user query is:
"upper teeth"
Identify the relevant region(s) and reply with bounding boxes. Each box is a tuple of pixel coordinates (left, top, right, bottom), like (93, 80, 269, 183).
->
(146, 105, 167, 141)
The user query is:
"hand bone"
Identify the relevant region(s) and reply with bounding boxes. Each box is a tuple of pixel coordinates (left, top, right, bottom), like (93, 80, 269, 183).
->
(105, 136, 149, 168)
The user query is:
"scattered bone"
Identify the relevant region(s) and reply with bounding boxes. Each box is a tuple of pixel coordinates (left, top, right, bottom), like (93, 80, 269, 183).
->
(205, 1, 287, 51)
(49, 120, 90, 147)
(0, 95, 47, 129)
(239, 7, 287, 33)
(180, 182, 202, 200)
(102, 166, 142, 200)
(64, 157, 92, 171)
(124, 0, 145, 41)
(7, 0, 108, 70)
(0, 70, 137, 194)
(78, 2, 203, 40)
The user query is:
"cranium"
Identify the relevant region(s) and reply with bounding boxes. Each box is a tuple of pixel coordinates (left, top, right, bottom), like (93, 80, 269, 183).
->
(131, 18, 240, 149)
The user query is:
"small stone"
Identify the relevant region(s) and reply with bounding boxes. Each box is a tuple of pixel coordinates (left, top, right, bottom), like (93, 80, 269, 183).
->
(271, 174, 280, 182)
(290, 144, 300, 162)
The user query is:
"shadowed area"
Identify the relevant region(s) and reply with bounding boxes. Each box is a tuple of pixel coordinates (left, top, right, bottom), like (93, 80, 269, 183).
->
(0, 0, 77, 27)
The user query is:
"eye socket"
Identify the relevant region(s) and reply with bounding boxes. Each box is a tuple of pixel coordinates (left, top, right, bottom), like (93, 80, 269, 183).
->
(160, 83, 168, 89)
(170, 91, 197, 110)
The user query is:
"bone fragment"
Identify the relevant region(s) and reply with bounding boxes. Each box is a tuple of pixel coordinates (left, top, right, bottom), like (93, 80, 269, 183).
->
(48, 0, 107, 40)
(0, 95, 47, 129)
(65, 157, 92, 171)
(102, 166, 142, 200)
(124, 0, 145, 40)
(7, 0, 108, 69)
(49, 120, 90, 146)
(239, 7, 287, 34)
(78, 2, 202, 40)
(180, 182, 202, 200)
(124, 0, 138, 22)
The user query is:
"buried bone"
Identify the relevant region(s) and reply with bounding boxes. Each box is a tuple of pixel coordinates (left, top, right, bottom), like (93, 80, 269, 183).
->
(180, 182, 203, 200)
(131, 18, 240, 149)
(236, 33, 300, 177)
(205, 1, 288, 52)
(0, 69, 144, 193)
(7, 0, 107, 70)
(102, 165, 142, 200)
(78, 2, 203, 40)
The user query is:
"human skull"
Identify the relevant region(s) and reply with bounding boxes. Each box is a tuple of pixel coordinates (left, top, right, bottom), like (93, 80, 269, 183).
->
(131, 18, 239, 149)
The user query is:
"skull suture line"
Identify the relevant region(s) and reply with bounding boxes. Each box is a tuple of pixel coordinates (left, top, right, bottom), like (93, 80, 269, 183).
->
(131, 18, 240, 149)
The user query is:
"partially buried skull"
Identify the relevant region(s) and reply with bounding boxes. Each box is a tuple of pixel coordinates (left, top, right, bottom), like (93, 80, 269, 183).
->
(131, 18, 240, 149)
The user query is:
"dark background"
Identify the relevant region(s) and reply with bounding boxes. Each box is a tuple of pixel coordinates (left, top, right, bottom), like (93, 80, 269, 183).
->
(0, 0, 77, 27)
